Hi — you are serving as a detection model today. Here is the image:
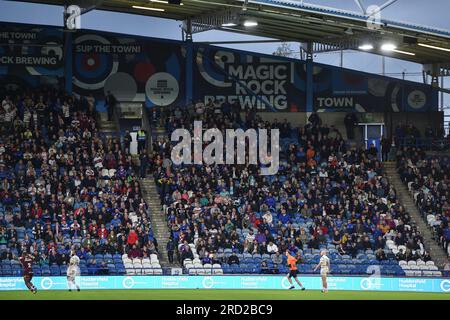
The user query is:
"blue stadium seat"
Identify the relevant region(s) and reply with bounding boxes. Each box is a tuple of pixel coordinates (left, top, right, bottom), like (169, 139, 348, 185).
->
(116, 267, 126, 275)
(60, 265, 68, 274)
(222, 266, 232, 274)
(1, 260, 11, 266)
(50, 266, 60, 276)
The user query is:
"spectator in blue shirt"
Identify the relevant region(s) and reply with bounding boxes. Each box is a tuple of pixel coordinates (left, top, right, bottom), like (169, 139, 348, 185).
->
(277, 208, 290, 225)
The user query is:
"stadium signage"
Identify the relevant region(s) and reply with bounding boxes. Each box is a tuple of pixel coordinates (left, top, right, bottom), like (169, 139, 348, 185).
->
(203, 63, 289, 111)
(0, 31, 38, 40)
(75, 44, 142, 54)
(171, 121, 280, 175)
(0, 276, 449, 293)
(317, 97, 354, 108)
(227, 64, 288, 110)
(0, 56, 59, 66)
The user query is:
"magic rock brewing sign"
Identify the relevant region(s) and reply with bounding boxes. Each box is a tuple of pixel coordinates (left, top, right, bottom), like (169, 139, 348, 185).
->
(216, 63, 289, 111)
(194, 46, 303, 112)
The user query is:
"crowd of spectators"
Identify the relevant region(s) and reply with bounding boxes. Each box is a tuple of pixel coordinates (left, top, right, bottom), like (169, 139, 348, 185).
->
(0, 86, 157, 275)
(147, 100, 432, 275)
(394, 123, 449, 150)
(396, 147, 450, 257)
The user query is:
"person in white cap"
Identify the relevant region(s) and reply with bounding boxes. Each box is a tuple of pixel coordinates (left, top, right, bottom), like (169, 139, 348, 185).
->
(314, 250, 330, 293)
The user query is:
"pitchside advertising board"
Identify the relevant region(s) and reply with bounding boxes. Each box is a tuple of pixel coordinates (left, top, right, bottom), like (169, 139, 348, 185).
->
(0, 276, 449, 293)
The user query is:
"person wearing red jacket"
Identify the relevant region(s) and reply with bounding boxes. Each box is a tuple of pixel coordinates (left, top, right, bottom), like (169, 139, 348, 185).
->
(98, 224, 108, 240)
(127, 229, 138, 246)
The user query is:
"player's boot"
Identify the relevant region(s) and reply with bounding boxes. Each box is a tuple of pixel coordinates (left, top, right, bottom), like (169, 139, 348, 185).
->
(77, 287, 80, 292)
(32, 287, 37, 294)
(289, 286, 295, 290)
(301, 287, 306, 291)
(69, 289, 72, 292)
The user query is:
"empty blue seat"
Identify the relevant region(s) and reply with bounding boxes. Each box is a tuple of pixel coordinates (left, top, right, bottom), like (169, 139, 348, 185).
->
(222, 266, 232, 274)
(1, 260, 11, 266)
(50, 266, 60, 276)
(116, 268, 126, 275)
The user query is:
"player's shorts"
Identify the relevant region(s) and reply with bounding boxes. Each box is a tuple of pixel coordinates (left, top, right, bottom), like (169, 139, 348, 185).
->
(23, 273, 33, 281)
(320, 267, 329, 276)
(288, 269, 299, 278)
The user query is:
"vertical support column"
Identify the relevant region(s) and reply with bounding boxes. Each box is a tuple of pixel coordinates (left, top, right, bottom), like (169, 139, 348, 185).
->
(64, 31, 73, 94)
(441, 74, 444, 112)
(305, 41, 313, 113)
(185, 19, 193, 106)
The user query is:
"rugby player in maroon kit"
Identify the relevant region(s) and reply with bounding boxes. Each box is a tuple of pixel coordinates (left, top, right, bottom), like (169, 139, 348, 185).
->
(19, 252, 37, 294)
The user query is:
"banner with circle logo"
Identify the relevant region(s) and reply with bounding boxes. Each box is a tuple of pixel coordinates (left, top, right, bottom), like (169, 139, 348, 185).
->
(0, 276, 448, 293)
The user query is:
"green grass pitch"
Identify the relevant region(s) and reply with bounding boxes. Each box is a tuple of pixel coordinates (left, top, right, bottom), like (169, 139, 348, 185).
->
(0, 289, 448, 300)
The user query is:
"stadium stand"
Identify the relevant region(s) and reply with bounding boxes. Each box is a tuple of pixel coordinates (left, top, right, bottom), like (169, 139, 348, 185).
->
(396, 147, 450, 260)
(150, 101, 443, 277)
(0, 87, 446, 278)
(0, 87, 162, 276)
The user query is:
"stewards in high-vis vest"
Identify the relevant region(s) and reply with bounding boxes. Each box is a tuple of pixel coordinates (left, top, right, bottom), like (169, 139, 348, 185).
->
(137, 129, 147, 154)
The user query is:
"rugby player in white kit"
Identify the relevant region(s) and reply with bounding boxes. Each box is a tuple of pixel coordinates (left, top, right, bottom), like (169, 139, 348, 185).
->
(313, 250, 330, 293)
(67, 255, 81, 292)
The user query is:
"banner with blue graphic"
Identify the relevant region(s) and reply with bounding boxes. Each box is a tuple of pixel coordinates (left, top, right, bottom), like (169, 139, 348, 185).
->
(0, 23, 64, 77)
(0, 22, 439, 114)
(72, 31, 185, 109)
(313, 64, 438, 113)
(0, 276, 449, 293)
(0, 23, 64, 90)
(193, 45, 306, 112)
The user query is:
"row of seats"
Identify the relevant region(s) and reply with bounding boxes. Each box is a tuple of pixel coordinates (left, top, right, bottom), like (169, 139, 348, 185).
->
(125, 268, 163, 275)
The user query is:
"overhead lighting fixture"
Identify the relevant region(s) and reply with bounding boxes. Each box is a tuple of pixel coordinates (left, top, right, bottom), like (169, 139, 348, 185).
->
(151, 0, 184, 5)
(392, 49, 415, 56)
(381, 43, 397, 51)
(132, 5, 165, 11)
(418, 43, 450, 52)
(243, 20, 258, 27)
(222, 23, 237, 27)
(358, 44, 374, 51)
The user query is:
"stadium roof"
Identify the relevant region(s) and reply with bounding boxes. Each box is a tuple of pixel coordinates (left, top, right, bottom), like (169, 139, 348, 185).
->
(13, 0, 450, 67)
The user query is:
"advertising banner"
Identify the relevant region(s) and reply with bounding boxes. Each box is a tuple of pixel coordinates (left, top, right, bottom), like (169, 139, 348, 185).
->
(0, 23, 64, 77)
(0, 22, 439, 114)
(313, 64, 438, 113)
(0, 275, 449, 293)
(72, 31, 185, 109)
(193, 45, 306, 112)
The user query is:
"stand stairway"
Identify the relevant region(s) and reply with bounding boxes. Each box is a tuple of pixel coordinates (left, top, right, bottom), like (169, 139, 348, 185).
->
(383, 161, 447, 268)
(140, 177, 179, 268)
